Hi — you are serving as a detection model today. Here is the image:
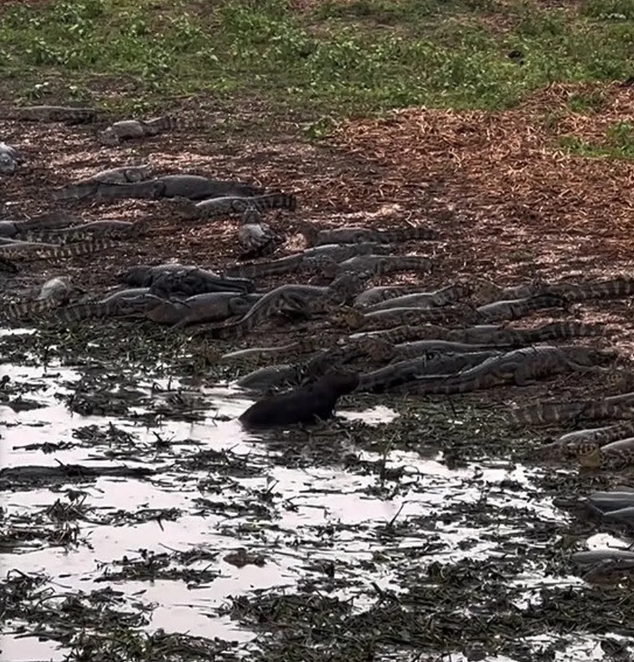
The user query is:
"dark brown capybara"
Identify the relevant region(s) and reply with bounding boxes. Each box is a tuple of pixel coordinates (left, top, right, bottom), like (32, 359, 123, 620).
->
(239, 371, 359, 429)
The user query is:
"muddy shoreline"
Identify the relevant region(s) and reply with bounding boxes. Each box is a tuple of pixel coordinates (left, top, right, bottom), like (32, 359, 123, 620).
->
(3, 107, 634, 662)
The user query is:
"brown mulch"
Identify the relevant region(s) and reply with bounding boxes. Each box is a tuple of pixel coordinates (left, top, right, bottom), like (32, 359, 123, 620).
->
(331, 81, 634, 279)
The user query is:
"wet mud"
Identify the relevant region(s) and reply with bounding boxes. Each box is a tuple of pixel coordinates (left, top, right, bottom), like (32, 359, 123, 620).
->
(3, 330, 634, 662)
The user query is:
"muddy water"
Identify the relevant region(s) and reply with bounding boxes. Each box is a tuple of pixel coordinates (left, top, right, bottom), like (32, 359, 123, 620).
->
(1, 329, 631, 661)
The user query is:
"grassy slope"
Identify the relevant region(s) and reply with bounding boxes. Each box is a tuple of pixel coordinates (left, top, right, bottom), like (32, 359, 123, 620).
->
(1, 0, 634, 121)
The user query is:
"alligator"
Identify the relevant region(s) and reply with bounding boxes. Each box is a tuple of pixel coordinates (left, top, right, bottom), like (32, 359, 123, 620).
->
(238, 208, 279, 256)
(328, 303, 477, 332)
(470, 276, 634, 310)
(354, 284, 423, 308)
(357, 351, 501, 393)
(57, 174, 264, 202)
(546, 276, 634, 303)
(391, 339, 505, 361)
(0, 237, 117, 261)
(507, 391, 634, 426)
(349, 323, 453, 344)
(0, 212, 79, 238)
(195, 273, 361, 339)
(221, 338, 325, 364)
(239, 371, 359, 429)
(298, 220, 439, 247)
(466, 278, 547, 307)
(347, 321, 606, 357)
(136, 292, 262, 328)
(26, 220, 147, 243)
(363, 283, 473, 313)
(326, 254, 433, 278)
(571, 549, 634, 577)
(578, 437, 634, 470)
(4, 105, 98, 124)
(406, 345, 615, 395)
(444, 321, 608, 347)
(602, 505, 634, 525)
(2, 276, 74, 322)
(537, 422, 634, 459)
(174, 192, 297, 221)
(117, 264, 255, 296)
(98, 116, 177, 145)
(52, 288, 154, 325)
(587, 490, 634, 514)
(224, 242, 391, 280)
(475, 293, 569, 323)
(236, 363, 305, 392)
(0, 142, 21, 173)
(53, 164, 154, 200)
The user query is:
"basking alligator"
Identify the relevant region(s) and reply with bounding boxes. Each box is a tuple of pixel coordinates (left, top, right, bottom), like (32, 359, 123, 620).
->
(221, 338, 324, 365)
(0, 212, 78, 238)
(136, 292, 262, 328)
(329, 303, 477, 331)
(537, 422, 634, 459)
(390, 339, 505, 361)
(235, 343, 368, 393)
(298, 220, 439, 247)
(355, 321, 607, 351)
(357, 351, 501, 393)
(405, 345, 615, 395)
(508, 391, 634, 426)
(174, 192, 297, 221)
(578, 437, 634, 471)
(225, 242, 390, 280)
(0, 237, 117, 261)
(195, 274, 361, 339)
(239, 371, 359, 429)
(236, 363, 305, 392)
(475, 293, 568, 323)
(363, 283, 473, 312)
(587, 489, 634, 514)
(546, 276, 634, 303)
(354, 284, 423, 308)
(326, 254, 434, 279)
(118, 264, 255, 296)
(470, 276, 634, 308)
(52, 288, 154, 325)
(57, 174, 264, 202)
(98, 116, 177, 145)
(3, 276, 73, 322)
(26, 220, 147, 243)
(53, 164, 154, 200)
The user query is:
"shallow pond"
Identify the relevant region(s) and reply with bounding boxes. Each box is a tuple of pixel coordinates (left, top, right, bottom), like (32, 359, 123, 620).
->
(1, 327, 633, 662)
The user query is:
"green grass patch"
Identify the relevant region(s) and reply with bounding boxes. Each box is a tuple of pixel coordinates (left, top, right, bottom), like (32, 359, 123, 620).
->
(557, 120, 634, 160)
(0, 0, 633, 116)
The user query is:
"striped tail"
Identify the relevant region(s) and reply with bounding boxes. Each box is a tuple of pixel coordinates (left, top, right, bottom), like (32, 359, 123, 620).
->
(32, 237, 118, 260)
(3, 299, 58, 322)
(54, 302, 109, 325)
(147, 115, 177, 131)
(507, 400, 634, 426)
(255, 193, 297, 213)
(534, 321, 609, 341)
